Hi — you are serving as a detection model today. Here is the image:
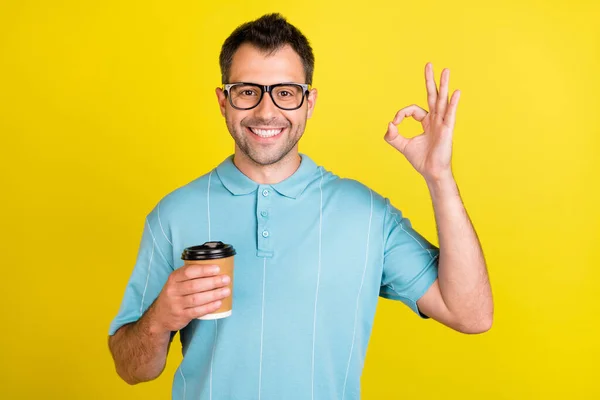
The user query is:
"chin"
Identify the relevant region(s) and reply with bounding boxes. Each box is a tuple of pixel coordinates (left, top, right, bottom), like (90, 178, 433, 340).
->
(248, 154, 286, 166)
(244, 148, 294, 167)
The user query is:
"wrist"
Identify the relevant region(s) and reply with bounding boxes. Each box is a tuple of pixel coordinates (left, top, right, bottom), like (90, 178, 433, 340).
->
(425, 170, 459, 199)
(141, 301, 172, 338)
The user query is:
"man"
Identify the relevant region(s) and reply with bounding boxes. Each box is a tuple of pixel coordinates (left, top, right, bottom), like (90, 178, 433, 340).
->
(108, 13, 493, 400)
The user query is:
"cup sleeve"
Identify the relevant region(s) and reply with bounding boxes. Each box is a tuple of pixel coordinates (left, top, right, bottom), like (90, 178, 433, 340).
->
(108, 212, 174, 336)
(380, 199, 439, 318)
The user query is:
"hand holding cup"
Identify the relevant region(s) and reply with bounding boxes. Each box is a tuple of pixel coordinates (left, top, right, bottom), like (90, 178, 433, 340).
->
(150, 264, 232, 332)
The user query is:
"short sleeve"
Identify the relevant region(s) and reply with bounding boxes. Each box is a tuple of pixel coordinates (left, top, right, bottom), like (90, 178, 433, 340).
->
(380, 199, 439, 318)
(108, 207, 174, 335)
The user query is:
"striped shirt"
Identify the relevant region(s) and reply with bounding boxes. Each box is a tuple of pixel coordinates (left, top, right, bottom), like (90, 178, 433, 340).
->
(109, 154, 439, 400)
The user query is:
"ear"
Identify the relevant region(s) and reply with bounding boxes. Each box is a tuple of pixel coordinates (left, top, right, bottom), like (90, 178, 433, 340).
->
(216, 87, 227, 117)
(306, 88, 318, 119)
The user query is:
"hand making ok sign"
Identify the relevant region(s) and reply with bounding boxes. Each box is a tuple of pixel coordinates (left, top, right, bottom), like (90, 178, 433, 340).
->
(384, 63, 461, 182)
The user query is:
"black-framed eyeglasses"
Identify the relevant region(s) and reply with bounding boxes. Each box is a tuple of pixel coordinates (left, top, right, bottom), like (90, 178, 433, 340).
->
(223, 82, 311, 111)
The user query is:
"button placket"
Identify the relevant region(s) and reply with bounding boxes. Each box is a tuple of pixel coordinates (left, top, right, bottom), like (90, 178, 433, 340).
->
(256, 185, 273, 257)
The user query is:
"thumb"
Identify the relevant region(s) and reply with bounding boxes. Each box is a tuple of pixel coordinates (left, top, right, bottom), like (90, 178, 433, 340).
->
(384, 121, 409, 154)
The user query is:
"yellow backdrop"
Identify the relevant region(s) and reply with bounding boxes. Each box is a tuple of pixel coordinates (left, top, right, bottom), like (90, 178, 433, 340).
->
(1, 0, 598, 399)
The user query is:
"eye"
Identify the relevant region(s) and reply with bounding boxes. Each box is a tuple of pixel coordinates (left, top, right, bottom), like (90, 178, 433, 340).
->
(232, 85, 259, 97)
(275, 86, 299, 98)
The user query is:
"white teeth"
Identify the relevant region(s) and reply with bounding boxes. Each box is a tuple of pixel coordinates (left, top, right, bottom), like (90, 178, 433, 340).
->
(250, 128, 283, 138)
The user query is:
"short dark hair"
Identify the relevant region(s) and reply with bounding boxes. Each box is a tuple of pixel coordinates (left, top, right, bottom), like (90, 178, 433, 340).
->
(219, 13, 315, 85)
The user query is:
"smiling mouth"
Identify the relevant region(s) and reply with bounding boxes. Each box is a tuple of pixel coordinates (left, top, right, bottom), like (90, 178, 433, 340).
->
(248, 127, 285, 138)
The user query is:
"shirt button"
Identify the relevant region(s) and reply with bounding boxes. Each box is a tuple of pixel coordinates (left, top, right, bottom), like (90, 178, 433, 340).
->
(262, 230, 269, 238)
(260, 210, 268, 217)
(262, 189, 269, 197)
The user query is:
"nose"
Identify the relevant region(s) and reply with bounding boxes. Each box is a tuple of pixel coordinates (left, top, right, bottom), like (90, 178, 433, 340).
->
(253, 91, 279, 120)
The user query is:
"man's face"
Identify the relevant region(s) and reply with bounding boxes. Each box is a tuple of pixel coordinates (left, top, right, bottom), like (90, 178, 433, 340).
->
(216, 44, 317, 166)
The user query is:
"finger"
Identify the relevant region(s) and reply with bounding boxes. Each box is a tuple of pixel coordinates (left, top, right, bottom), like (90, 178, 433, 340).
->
(436, 68, 450, 117)
(443, 89, 461, 128)
(392, 104, 428, 125)
(177, 274, 231, 296)
(175, 264, 221, 282)
(384, 121, 410, 154)
(425, 62, 438, 114)
(183, 287, 231, 309)
(186, 300, 223, 319)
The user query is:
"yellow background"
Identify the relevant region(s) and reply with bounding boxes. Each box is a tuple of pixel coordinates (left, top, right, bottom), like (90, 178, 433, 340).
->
(1, 0, 598, 398)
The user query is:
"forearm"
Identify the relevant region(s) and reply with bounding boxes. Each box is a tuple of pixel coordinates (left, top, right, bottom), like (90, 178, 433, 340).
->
(427, 172, 493, 331)
(108, 304, 172, 385)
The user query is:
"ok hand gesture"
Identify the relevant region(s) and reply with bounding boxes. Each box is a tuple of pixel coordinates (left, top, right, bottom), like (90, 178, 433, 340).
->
(384, 63, 461, 182)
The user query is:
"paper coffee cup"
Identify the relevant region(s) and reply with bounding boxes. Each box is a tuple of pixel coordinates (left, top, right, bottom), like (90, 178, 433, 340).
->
(181, 241, 236, 320)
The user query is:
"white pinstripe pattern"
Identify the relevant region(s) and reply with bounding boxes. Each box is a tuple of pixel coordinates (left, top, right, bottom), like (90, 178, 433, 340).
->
(157, 201, 173, 246)
(140, 218, 155, 315)
(341, 189, 373, 400)
(178, 367, 187, 400)
(389, 207, 435, 260)
(207, 169, 215, 399)
(210, 320, 217, 400)
(311, 168, 325, 400)
(258, 257, 267, 400)
(207, 170, 213, 241)
(398, 224, 435, 260)
(143, 219, 173, 268)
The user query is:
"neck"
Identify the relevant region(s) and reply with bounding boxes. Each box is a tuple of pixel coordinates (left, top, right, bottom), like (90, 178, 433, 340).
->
(233, 149, 301, 185)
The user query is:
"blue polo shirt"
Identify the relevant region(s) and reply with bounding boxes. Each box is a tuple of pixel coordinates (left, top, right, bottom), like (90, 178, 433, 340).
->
(109, 154, 439, 400)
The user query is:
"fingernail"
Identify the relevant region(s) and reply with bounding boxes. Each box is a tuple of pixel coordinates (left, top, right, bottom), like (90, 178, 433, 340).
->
(211, 266, 220, 274)
(222, 275, 231, 284)
(221, 288, 231, 296)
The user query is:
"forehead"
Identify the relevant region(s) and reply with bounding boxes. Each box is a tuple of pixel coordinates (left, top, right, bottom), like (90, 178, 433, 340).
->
(229, 43, 305, 84)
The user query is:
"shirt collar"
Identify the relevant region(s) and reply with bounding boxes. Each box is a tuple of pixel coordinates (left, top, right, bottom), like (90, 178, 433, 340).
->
(215, 154, 319, 199)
